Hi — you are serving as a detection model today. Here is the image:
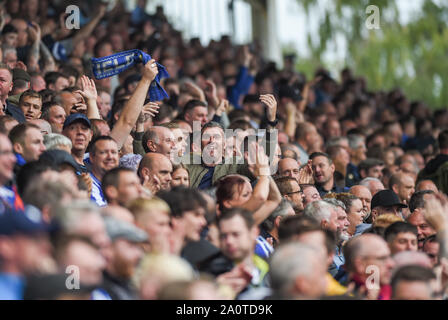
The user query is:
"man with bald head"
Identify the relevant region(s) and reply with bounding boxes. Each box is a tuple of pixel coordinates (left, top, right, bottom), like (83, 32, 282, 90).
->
(416, 179, 438, 193)
(278, 158, 301, 181)
(138, 153, 173, 191)
(389, 173, 415, 206)
(142, 126, 176, 160)
(344, 234, 395, 299)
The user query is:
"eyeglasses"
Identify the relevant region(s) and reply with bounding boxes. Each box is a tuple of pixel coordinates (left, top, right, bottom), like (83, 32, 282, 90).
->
(287, 190, 303, 195)
(362, 254, 391, 262)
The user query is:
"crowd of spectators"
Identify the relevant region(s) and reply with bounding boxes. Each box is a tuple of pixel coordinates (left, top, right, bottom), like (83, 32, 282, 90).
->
(0, 0, 448, 300)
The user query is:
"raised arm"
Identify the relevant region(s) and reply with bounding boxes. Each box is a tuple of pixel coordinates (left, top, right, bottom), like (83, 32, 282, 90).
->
(76, 75, 101, 120)
(240, 144, 281, 225)
(110, 59, 158, 149)
(27, 22, 41, 72)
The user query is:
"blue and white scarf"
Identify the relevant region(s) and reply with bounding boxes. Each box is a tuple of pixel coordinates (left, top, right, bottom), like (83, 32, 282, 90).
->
(91, 49, 169, 101)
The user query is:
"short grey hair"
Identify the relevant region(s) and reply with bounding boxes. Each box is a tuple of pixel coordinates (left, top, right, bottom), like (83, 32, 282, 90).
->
(323, 198, 346, 211)
(44, 133, 72, 150)
(261, 199, 294, 231)
(325, 136, 348, 149)
(53, 200, 101, 233)
(270, 242, 323, 297)
(348, 134, 364, 150)
(359, 177, 383, 187)
(303, 200, 335, 224)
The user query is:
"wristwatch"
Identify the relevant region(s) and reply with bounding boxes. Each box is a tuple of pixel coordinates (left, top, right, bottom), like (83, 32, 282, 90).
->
(266, 119, 278, 127)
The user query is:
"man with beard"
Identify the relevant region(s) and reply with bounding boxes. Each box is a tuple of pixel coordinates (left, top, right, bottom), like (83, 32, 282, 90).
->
(407, 190, 437, 249)
(303, 199, 350, 280)
(310, 152, 348, 197)
(277, 215, 348, 296)
(102, 217, 148, 300)
(186, 122, 250, 189)
(274, 176, 305, 214)
(322, 198, 350, 280)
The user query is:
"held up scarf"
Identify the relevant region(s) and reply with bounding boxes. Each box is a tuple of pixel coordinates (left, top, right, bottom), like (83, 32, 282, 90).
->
(91, 49, 169, 101)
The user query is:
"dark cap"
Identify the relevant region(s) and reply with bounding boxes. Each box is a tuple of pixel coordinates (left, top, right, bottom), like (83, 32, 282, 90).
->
(278, 85, 302, 102)
(12, 68, 31, 82)
(39, 149, 79, 172)
(0, 207, 50, 236)
(63, 113, 91, 130)
(371, 189, 408, 210)
(1, 24, 18, 35)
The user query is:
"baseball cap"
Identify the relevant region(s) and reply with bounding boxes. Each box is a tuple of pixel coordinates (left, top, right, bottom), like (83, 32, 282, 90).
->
(371, 189, 408, 210)
(63, 113, 91, 130)
(39, 149, 79, 172)
(104, 217, 148, 243)
(0, 207, 50, 236)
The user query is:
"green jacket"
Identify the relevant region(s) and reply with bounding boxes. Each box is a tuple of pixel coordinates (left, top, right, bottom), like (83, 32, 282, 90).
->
(186, 157, 253, 188)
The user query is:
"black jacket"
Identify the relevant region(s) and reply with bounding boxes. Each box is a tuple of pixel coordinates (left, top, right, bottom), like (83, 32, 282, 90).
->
(5, 100, 26, 123)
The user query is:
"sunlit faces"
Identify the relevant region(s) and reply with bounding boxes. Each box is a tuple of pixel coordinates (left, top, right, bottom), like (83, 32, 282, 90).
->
(90, 139, 119, 175)
(171, 167, 189, 187)
(407, 211, 436, 248)
(350, 186, 372, 217)
(114, 171, 143, 206)
(14, 127, 46, 162)
(223, 178, 253, 209)
(20, 96, 42, 121)
(201, 127, 225, 165)
(347, 199, 365, 230)
(278, 158, 300, 181)
(47, 105, 66, 133)
(311, 155, 335, 185)
(62, 121, 92, 153)
(389, 232, 418, 254)
(302, 185, 321, 206)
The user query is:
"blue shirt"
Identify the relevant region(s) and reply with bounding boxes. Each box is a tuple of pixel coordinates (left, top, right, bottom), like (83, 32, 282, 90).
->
(329, 245, 345, 278)
(198, 166, 215, 190)
(0, 273, 25, 300)
(255, 236, 274, 260)
(89, 173, 106, 207)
